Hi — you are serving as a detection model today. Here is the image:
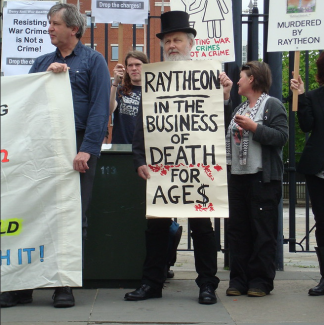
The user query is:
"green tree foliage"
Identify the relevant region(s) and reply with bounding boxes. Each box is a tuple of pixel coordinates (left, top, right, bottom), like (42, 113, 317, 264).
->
(281, 50, 320, 163)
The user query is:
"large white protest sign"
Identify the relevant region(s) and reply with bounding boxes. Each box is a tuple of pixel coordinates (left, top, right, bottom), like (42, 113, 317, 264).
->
(1, 72, 82, 292)
(91, 0, 149, 24)
(171, 0, 235, 62)
(142, 60, 229, 219)
(268, 0, 323, 52)
(1, 1, 56, 76)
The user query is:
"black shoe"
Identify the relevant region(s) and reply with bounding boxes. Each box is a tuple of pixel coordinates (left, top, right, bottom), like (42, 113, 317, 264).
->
(308, 277, 324, 296)
(198, 283, 217, 304)
(167, 269, 174, 278)
(0, 290, 33, 308)
(124, 284, 162, 301)
(52, 287, 75, 308)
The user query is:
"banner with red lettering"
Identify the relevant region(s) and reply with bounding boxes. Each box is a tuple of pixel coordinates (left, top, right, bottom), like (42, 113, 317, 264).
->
(1, 72, 82, 291)
(142, 60, 229, 219)
(171, 0, 235, 62)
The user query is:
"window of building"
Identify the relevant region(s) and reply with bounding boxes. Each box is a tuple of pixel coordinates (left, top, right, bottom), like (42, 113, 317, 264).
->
(111, 45, 118, 60)
(135, 24, 144, 28)
(85, 11, 96, 28)
(111, 22, 119, 28)
(135, 45, 144, 52)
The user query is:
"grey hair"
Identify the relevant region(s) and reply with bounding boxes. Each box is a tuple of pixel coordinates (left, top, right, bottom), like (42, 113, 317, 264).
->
(48, 3, 87, 39)
(160, 32, 195, 48)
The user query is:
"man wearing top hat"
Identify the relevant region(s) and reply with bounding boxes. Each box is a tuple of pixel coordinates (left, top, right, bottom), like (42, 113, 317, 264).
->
(125, 10, 233, 304)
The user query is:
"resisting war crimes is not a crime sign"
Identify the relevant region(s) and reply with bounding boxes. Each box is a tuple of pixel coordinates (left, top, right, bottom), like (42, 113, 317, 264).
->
(141, 60, 229, 219)
(1, 1, 56, 76)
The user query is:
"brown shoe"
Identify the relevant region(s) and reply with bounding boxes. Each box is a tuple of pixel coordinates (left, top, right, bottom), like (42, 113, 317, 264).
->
(247, 288, 267, 297)
(226, 287, 242, 296)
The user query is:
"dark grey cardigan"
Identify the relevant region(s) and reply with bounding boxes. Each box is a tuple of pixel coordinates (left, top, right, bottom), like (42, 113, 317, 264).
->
(227, 97, 288, 183)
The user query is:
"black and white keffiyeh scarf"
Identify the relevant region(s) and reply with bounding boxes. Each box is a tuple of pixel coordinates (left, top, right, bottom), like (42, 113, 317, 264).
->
(226, 92, 269, 165)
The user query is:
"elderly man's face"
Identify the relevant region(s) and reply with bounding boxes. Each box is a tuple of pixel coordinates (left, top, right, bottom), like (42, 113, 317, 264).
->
(162, 32, 193, 61)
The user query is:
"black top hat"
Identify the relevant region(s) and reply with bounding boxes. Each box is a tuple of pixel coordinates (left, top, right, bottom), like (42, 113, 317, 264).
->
(156, 11, 197, 40)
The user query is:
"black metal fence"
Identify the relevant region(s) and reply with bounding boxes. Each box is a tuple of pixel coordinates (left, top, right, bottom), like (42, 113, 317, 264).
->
(88, 0, 320, 265)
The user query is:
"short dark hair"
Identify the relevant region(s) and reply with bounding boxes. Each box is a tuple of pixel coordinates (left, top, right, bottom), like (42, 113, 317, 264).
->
(316, 52, 324, 86)
(241, 61, 272, 94)
(48, 3, 86, 39)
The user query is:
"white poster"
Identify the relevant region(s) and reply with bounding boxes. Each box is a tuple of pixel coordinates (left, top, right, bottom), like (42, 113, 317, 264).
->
(171, 0, 235, 62)
(91, 0, 149, 24)
(1, 72, 82, 292)
(1, 1, 56, 76)
(268, 0, 324, 52)
(142, 60, 229, 219)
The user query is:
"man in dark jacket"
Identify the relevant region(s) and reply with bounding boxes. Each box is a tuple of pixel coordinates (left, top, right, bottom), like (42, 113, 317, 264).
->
(124, 10, 232, 305)
(0, 3, 110, 309)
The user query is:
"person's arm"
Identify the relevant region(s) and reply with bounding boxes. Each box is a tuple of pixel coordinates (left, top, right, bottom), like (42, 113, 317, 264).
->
(219, 72, 232, 101)
(109, 63, 125, 115)
(253, 98, 288, 148)
(296, 93, 315, 133)
(110, 84, 118, 115)
(219, 72, 233, 132)
(132, 98, 150, 180)
(290, 73, 315, 132)
(79, 53, 110, 158)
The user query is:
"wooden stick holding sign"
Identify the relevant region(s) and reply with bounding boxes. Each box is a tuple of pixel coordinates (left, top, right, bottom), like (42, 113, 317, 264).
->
(292, 51, 300, 112)
(118, 23, 124, 63)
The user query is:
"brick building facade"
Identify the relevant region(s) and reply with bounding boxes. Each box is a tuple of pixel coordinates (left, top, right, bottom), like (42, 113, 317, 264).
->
(70, 0, 169, 74)
(66, 0, 171, 143)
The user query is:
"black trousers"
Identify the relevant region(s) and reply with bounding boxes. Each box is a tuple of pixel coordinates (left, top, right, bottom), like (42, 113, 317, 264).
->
(305, 174, 324, 247)
(227, 172, 282, 294)
(76, 131, 98, 240)
(142, 218, 219, 290)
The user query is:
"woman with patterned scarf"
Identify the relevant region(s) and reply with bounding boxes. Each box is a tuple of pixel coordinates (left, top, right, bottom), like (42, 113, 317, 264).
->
(225, 61, 288, 297)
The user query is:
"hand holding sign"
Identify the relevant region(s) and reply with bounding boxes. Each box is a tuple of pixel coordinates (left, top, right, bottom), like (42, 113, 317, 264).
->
(290, 72, 305, 95)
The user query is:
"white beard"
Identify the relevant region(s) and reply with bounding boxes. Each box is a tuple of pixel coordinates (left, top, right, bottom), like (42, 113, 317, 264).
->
(164, 47, 192, 61)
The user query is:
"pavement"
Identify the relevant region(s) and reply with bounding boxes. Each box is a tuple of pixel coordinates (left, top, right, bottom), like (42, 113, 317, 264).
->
(2, 206, 324, 325)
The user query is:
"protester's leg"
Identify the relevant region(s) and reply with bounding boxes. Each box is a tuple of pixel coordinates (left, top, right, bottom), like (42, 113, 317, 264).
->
(305, 175, 324, 295)
(124, 218, 171, 300)
(189, 218, 219, 304)
(0, 290, 33, 308)
(190, 218, 219, 289)
(305, 175, 324, 247)
(247, 177, 281, 296)
(166, 221, 183, 279)
(76, 130, 98, 241)
(142, 218, 172, 288)
(227, 174, 252, 295)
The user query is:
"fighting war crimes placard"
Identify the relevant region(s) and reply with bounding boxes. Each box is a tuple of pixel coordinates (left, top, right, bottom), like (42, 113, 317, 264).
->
(268, 0, 324, 52)
(91, 0, 149, 24)
(171, 0, 235, 62)
(1, 1, 56, 76)
(142, 60, 229, 219)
